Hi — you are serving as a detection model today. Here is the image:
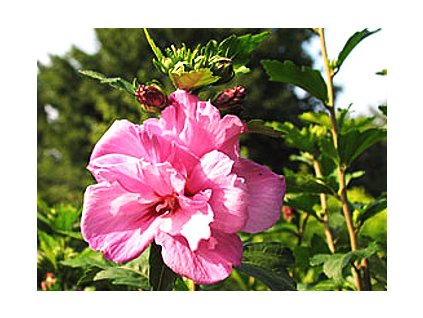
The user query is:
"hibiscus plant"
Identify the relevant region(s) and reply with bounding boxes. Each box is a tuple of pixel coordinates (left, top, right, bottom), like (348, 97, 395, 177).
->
(38, 28, 386, 291)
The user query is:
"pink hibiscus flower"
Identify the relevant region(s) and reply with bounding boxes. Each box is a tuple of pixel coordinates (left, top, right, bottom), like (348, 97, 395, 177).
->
(81, 90, 286, 284)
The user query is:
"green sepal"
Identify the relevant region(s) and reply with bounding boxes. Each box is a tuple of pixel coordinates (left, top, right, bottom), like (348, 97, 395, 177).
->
(169, 68, 220, 91)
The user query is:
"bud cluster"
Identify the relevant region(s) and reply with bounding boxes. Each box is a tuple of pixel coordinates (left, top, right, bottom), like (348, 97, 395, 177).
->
(145, 29, 235, 91)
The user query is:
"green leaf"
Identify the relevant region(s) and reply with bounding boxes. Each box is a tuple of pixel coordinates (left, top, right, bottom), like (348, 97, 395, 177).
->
(334, 28, 381, 73)
(238, 263, 296, 291)
(284, 171, 336, 196)
(338, 128, 386, 166)
(38, 231, 61, 269)
(169, 68, 220, 91)
(94, 267, 150, 289)
(270, 121, 315, 153)
(149, 242, 178, 291)
(356, 193, 387, 225)
(174, 277, 190, 291)
(242, 242, 295, 268)
(345, 170, 365, 187)
(61, 257, 107, 269)
(261, 59, 328, 103)
(79, 70, 135, 95)
(246, 119, 284, 138)
(293, 246, 312, 269)
(309, 253, 331, 266)
(376, 69, 387, 76)
(310, 242, 379, 285)
(284, 193, 320, 218)
(219, 31, 269, 73)
(379, 105, 387, 116)
(299, 111, 332, 129)
(237, 242, 296, 291)
(52, 205, 81, 232)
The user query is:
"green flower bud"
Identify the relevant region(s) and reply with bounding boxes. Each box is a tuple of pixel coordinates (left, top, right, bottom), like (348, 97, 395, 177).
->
(211, 57, 234, 85)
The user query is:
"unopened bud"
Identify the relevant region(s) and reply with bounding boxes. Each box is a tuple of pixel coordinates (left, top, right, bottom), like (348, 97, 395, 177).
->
(212, 57, 234, 84)
(135, 84, 168, 113)
(41, 272, 57, 291)
(214, 86, 246, 111)
(283, 206, 293, 221)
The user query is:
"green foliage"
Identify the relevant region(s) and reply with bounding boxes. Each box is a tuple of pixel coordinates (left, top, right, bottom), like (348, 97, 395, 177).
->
(333, 29, 381, 74)
(284, 169, 337, 196)
(310, 242, 379, 286)
(246, 119, 284, 138)
(354, 193, 387, 227)
(237, 242, 296, 290)
(93, 267, 149, 289)
(218, 31, 270, 74)
(338, 127, 387, 166)
(261, 59, 328, 103)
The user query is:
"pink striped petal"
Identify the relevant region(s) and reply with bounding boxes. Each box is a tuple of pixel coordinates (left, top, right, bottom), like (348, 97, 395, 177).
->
(186, 150, 249, 233)
(81, 181, 161, 263)
(155, 230, 242, 285)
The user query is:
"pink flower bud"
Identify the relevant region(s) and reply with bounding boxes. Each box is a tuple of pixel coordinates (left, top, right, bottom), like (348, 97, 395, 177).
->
(283, 206, 293, 221)
(135, 84, 169, 113)
(214, 86, 246, 111)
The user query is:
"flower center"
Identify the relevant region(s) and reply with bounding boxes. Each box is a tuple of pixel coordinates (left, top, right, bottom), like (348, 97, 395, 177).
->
(154, 195, 179, 216)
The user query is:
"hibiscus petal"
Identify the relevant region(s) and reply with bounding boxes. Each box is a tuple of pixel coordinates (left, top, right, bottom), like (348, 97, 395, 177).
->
(159, 191, 213, 251)
(207, 177, 248, 233)
(186, 150, 234, 193)
(90, 120, 144, 161)
(233, 158, 286, 233)
(139, 162, 186, 196)
(187, 150, 248, 233)
(88, 154, 155, 196)
(81, 181, 160, 263)
(161, 90, 245, 159)
(155, 230, 242, 285)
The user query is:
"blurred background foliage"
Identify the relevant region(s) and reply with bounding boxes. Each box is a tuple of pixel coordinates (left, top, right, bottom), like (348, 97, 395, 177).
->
(37, 28, 386, 291)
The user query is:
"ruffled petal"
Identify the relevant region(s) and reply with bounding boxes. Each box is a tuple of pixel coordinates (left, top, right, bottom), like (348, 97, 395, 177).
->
(160, 90, 245, 159)
(81, 181, 161, 263)
(159, 191, 213, 251)
(138, 161, 186, 196)
(155, 230, 242, 285)
(186, 150, 234, 193)
(88, 154, 155, 196)
(186, 150, 248, 233)
(233, 158, 286, 233)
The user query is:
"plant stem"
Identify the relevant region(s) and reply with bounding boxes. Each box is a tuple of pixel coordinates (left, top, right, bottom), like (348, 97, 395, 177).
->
(317, 28, 366, 291)
(297, 212, 310, 246)
(312, 159, 335, 254)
